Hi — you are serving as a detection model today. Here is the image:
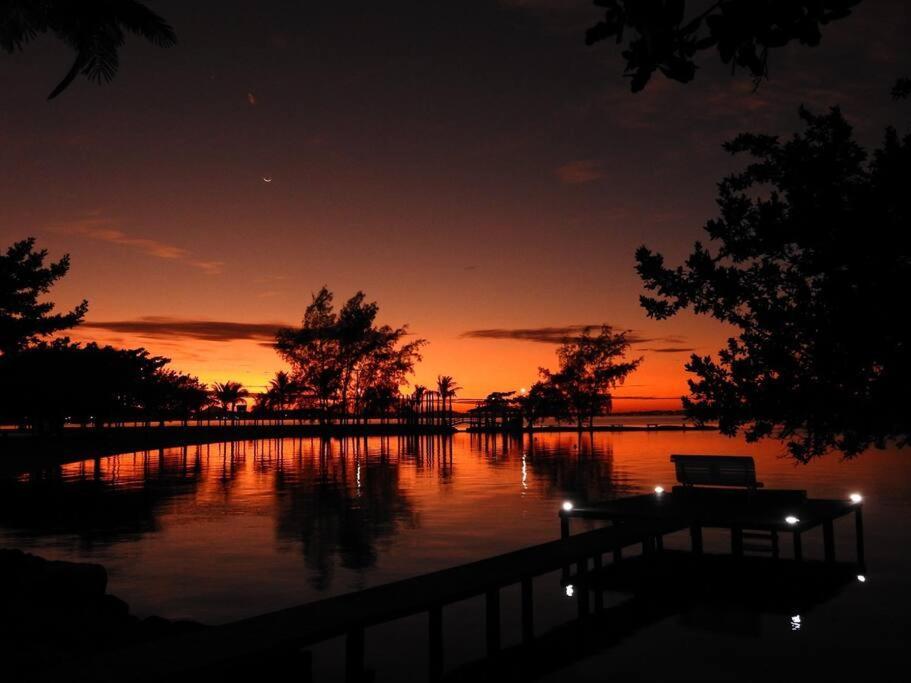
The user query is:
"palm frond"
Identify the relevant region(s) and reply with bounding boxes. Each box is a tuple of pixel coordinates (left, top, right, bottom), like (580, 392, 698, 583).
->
(115, 0, 177, 47)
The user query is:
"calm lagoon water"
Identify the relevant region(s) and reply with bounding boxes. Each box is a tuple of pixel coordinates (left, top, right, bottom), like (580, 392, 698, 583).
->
(1, 431, 909, 680)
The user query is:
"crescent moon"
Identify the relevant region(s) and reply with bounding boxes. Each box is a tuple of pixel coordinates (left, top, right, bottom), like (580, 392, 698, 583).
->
(263, 177, 272, 183)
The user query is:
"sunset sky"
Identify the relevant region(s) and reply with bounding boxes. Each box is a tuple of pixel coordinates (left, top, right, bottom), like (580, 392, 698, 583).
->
(2, 1, 909, 410)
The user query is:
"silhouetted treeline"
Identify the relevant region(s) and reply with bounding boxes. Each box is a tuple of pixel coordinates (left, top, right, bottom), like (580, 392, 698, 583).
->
(0, 341, 209, 432)
(636, 102, 911, 460)
(471, 326, 641, 430)
(0, 238, 207, 432)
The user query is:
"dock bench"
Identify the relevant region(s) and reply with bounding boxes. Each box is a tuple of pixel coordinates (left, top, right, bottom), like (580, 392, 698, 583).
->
(671, 454, 763, 489)
(560, 454, 865, 566)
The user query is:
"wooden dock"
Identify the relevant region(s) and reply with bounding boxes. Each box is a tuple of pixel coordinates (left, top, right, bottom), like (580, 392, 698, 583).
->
(38, 518, 684, 683)
(446, 551, 860, 682)
(35, 458, 868, 682)
(560, 486, 865, 565)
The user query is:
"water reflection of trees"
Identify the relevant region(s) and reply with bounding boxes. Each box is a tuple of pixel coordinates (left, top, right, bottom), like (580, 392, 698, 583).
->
(0, 446, 204, 548)
(469, 432, 635, 504)
(271, 437, 421, 591)
(1, 434, 634, 591)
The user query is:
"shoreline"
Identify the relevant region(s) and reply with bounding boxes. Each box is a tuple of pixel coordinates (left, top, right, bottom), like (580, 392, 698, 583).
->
(0, 422, 717, 471)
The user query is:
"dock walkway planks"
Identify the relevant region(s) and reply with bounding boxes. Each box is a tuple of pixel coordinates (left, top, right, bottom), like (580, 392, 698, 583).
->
(40, 518, 684, 682)
(561, 488, 863, 564)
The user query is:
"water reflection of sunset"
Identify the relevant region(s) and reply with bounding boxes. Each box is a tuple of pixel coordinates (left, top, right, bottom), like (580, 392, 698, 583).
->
(3, 432, 903, 625)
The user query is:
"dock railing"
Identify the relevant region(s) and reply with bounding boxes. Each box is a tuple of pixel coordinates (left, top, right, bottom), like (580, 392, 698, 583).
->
(49, 518, 683, 683)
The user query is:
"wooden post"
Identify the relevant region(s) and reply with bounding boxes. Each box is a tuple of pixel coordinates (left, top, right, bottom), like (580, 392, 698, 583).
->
(690, 524, 703, 554)
(300, 650, 314, 683)
(592, 554, 604, 612)
(731, 527, 743, 557)
(855, 506, 865, 568)
(345, 627, 365, 683)
(486, 589, 501, 656)
(576, 559, 589, 618)
(560, 513, 570, 540)
(521, 576, 534, 644)
(823, 519, 835, 563)
(429, 606, 443, 681)
(793, 531, 803, 561)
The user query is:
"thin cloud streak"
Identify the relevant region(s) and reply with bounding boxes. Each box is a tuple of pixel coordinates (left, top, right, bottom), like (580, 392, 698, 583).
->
(57, 219, 224, 274)
(461, 325, 687, 347)
(555, 159, 604, 185)
(82, 317, 286, 343)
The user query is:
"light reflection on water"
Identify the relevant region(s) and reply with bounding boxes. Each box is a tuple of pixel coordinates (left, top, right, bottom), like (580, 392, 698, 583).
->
(1, 431, 909, 677)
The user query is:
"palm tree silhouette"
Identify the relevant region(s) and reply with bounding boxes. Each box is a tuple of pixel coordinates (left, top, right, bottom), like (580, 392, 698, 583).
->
(436, 375, 461, 425)
(1, 0, 177, 99)
(411, 385, 427, 424)
(265, 371, 296, 416)
(211, 381, 249, 422)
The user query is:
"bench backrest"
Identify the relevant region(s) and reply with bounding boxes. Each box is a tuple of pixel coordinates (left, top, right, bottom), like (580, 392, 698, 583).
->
(670, 454, 761, 489)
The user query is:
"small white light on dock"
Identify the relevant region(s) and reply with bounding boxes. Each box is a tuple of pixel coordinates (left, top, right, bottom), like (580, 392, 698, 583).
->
(857, 574, 866, 583)
(790, 614, 801, 631)
(565, 584, 574, 597)
(850, 492, 863, 504)
(562, 501, 573, 512)
(785, 515, 800, 525)
(654, 485, 665, 495)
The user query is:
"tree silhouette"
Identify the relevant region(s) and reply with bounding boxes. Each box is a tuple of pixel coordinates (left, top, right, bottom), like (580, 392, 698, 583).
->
(893, 77, 911, 100)
(0, 0, 176, 99)
(264, 370, 297, 414)
(636, 105, 910, 460)
(515, 380, 568, 429)
(410, 384, 427, 421)
(0, 341, 201, 431)
(276, 287, 426, 423)
(543, 326, 641, 430)
(586, 1, 859, 92)
(436, 375, 461, 422)
(0, 238, 87, 356)
(147, 370, 208, 425)
(210, 381, 249, 418)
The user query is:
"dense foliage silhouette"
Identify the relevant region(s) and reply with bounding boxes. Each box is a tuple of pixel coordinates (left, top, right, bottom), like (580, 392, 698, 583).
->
(0, 341, 208, 431)
(586, 0, 860, 91)
(275, 287, 426, 424)
(210, 380, 249, 417)
(541, 326, 641, 430)
(476, 326, 641, 430)
(636, 105, 910, 460)
(0, 238, 87, 356)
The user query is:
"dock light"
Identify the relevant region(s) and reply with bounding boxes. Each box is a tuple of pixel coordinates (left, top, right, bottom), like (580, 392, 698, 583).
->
(562, 501, 573, 512)
(857, 574, 867, 583)
(790, 615, 801, 631)
(654, 485, 665, 495)
(785, 515, 800, 525)
(565, 584, 574, 597)
(850, 492, 863, 504)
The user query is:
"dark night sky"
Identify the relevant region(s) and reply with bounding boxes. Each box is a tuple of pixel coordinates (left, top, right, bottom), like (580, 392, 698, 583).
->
(1, 0, 909, 405)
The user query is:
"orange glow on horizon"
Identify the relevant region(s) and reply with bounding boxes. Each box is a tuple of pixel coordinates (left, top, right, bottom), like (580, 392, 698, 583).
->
(65, 318, 704, 413)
